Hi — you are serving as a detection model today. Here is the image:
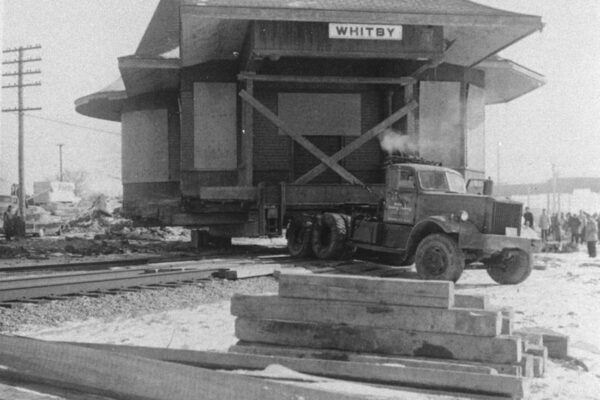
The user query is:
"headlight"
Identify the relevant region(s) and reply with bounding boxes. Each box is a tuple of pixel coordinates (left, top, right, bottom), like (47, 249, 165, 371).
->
(460, 210, 469, 222)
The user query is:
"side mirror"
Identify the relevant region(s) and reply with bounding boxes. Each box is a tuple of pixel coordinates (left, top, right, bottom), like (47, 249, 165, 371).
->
(483, 179, 494, 196)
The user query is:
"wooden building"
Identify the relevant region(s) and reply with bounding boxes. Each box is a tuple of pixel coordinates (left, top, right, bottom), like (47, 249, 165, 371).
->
(75, 0, 545, 238)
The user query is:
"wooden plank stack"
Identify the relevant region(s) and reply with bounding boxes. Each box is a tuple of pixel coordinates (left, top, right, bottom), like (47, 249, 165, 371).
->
(230, 272, 549, 398)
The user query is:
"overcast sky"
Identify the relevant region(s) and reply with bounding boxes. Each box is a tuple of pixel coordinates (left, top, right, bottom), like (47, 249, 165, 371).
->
(1, 0, 599, 195)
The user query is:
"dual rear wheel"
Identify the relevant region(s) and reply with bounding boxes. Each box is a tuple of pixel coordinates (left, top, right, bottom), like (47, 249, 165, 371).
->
(287, 213, 352, 260)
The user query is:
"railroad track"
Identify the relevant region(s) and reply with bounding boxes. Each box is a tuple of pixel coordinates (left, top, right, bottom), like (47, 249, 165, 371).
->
(0, 251, 411, 307)
(0, 266, 226, 306)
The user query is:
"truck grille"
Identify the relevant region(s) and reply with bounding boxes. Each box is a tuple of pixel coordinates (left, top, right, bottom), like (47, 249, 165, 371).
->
(490, 201, 522, 235)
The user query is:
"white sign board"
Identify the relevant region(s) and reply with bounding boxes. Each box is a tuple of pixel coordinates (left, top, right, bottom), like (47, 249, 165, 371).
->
(329, 23, 403, 41)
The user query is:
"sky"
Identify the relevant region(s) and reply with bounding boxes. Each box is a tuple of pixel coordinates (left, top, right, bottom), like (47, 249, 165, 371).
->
(1, 0, 599, 195)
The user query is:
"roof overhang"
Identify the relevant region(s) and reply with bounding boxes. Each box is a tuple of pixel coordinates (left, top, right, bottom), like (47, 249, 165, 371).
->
(118, 55, 181, 97)
(478, 57, 546, 105)
(179, 1, 543, 67)
(74, 79, 127, 122)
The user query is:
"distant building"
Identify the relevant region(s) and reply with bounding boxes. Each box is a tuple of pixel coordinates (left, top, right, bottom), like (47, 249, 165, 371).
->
(495, 178, 600, 214)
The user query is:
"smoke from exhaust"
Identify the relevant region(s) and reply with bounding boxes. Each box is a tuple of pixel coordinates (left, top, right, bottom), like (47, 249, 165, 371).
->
(379, 129, 419, 154)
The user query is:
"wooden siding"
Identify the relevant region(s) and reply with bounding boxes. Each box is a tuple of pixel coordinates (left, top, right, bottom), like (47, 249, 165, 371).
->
(253, 21, 443, 60)
(193, 82, 237, 170)
(253, 89, 290, 184)
(122, 110, 170, 184)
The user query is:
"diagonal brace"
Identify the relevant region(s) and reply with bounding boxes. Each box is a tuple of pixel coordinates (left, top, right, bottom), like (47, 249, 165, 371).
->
(239, 90, 365, 186)
(295, 100, 418, 185)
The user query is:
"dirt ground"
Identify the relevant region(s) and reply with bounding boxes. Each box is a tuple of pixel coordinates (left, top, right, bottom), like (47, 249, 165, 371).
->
(2, 241, 600, 399)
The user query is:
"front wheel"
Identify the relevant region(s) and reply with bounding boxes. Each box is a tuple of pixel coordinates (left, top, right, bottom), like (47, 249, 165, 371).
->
(486, 249, 532, 285)
(415, 233, 464, 282)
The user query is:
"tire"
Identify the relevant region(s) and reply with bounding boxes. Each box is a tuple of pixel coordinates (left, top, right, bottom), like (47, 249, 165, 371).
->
(486, 250, 532, 285)
(286, 218, 314, 258)
(415, 233, 464, 282)
(311, 213, 348, 259)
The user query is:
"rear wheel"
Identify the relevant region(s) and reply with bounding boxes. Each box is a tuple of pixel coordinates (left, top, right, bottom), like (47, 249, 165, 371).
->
(486, 249, 532, 285)
(415, 233, 464, 282)
(286, 218, 313, 258)
(311, 213, 348, 259)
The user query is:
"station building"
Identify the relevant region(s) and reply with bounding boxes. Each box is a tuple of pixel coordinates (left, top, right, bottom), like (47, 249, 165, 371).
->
(75, 0, 544, 238)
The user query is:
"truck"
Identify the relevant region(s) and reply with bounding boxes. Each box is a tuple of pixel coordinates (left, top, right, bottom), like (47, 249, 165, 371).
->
(285, 162, 539, 284)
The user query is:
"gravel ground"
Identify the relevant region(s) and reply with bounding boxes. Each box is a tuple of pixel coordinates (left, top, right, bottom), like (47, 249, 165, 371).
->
(0, 277, 278, 333)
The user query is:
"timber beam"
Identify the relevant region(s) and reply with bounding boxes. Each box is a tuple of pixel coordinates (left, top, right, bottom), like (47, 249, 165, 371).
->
(238, 73, 416, 86)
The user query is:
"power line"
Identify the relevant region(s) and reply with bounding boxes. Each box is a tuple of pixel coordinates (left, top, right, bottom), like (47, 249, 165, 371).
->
(21, 113, 121, 136)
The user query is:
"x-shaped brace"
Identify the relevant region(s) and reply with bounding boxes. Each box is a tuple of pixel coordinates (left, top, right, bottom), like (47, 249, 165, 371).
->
(239, 89, 418, 186)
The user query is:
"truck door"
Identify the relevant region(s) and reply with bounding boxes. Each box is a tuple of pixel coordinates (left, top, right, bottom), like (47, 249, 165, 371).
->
(384, 166, 417, 225)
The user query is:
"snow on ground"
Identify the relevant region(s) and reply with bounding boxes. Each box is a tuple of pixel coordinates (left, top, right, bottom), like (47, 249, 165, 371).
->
(12, 249, 600, 399)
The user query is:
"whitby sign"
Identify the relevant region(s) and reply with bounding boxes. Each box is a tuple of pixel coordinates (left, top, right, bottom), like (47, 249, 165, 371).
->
(328, 23, 403, 41)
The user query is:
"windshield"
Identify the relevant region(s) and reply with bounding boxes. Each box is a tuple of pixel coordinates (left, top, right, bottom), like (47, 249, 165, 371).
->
(418, 170, 466, 194)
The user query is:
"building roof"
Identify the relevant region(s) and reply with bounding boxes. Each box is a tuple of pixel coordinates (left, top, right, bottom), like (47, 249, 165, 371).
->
(75, 0, 544, 120)
(496, 178, 600, 197)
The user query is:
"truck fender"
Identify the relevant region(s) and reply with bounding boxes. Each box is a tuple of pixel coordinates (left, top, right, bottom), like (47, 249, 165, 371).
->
(405, 217, 461, 258)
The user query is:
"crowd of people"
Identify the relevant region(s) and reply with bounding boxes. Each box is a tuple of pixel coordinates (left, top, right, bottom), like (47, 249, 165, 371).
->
(523, 207, 599, 258)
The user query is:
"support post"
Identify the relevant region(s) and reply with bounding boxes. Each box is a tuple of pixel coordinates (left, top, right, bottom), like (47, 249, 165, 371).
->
(404, 83, 416, 140)
(241, 78, 254, 186)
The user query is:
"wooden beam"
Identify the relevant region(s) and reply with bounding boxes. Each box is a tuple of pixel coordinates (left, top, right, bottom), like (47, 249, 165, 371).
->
(404, 83, 416, 139)
(235, 318, 522, 364)
(514, 327, 568, 359)
(231, 294, 502, 336)
(238, 73, 415, 86)
(0, 335, 389, 400)
(66, 343, 527, 398)
(278, 272, 454, 308)
(454, 293, 489, 309)
(230, 343, 522, 376)
(294, 100, 418, 184)
(241, 78, 254, 186)
(239, 90, 364, 186)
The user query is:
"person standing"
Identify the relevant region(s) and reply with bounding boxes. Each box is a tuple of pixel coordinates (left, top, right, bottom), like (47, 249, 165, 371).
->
(569, 213, 581, 245)
(523, 207, 534, 229)
(585, 214, 598, 258)
(539, 209, 550, 242)
(3, 205, 14, 241)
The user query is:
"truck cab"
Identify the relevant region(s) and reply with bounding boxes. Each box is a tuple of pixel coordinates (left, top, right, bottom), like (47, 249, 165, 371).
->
(351, 163, 538, 283)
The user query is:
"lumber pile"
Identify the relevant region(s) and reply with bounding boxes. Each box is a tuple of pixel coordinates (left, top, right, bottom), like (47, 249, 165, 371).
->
(230, 272, 549, 398)
(0, 335, 429, 400)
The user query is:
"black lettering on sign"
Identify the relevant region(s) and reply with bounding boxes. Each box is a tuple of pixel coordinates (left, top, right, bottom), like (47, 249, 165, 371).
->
(336, 26, 348, 35)
(376, 28, 384, 37)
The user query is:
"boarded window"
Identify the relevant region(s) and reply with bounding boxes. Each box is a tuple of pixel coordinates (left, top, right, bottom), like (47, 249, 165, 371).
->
(418, 82, 461, 168)
(278, 93, 361, 136)
(193, 82, 237, 170)
(122, 110, 169, 183)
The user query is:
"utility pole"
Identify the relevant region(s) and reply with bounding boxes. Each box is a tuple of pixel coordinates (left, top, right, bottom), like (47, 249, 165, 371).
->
(2, 44, 42, 221)
(496, 141, 502, 184)
(57, 144, 64, 181)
